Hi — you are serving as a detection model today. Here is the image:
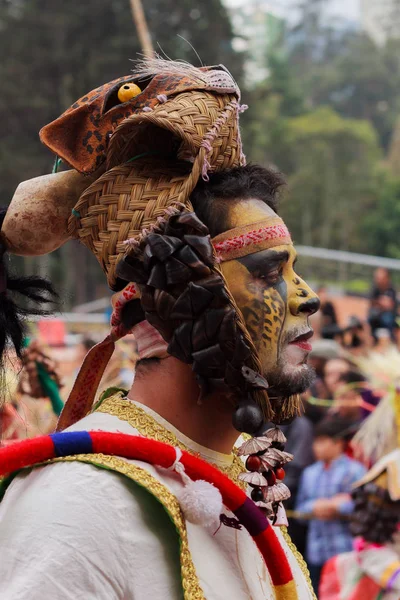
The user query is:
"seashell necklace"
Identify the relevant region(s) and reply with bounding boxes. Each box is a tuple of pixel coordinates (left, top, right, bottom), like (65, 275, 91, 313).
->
(237, 426, 293, 520)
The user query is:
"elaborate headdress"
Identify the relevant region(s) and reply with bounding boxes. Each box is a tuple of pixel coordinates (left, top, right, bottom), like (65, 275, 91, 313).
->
(0, 59, 301, 549)
(3, 59, 297, 437)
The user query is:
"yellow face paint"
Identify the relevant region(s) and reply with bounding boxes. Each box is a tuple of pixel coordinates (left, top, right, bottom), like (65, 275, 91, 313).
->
(217, 199, 319, 389)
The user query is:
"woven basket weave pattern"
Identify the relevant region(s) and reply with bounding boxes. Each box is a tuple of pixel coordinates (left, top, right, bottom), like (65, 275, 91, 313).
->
(70, 160, 193, 287)
(70, 89, 243, 288)
(107, 91, 242, 171)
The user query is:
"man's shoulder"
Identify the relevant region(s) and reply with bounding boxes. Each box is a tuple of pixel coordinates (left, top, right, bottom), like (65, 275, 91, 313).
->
(0, 454, 182, 598)
(1, 456, 177, 549)
(2, 458, 125, 509)
(1, 455, 158, 521)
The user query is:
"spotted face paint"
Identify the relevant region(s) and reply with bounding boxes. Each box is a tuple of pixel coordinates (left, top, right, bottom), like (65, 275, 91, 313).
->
(219, 199, 320, 393)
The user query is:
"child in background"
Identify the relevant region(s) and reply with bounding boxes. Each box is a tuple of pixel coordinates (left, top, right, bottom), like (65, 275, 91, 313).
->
(295, 416, 366, 595)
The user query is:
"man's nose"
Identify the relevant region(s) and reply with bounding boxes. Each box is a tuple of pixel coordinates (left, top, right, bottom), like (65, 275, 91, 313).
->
(289, 282, 320, 316)
(298, 296, 321, 316)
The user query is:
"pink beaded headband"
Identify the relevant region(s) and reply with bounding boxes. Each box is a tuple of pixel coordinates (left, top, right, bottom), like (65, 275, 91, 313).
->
(212, 217, 292, 262)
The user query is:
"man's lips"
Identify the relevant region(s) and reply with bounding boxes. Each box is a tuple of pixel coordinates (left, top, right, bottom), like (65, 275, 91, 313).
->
(288, 330, 314, 352)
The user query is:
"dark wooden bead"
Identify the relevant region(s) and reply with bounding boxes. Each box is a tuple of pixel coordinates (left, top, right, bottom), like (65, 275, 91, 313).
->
(232, 402, 264, 435)
(251, 487, 264, 502)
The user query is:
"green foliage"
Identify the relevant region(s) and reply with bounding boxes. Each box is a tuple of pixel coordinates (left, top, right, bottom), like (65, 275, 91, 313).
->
(281, 1, 400, 151)
(359, 172, 400, 259)
(282, 107, 381, 250)
(342, 280, 370, 294)
(243, 3, 400, 262)
(301, 34, 400, 150)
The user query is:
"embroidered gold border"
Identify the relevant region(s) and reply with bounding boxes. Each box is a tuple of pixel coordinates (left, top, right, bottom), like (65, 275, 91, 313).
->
(94, 393, 314, 597)
(96, 394, 247, 489)
(281, 527, 316, 600)
(52, 453, 206, 600)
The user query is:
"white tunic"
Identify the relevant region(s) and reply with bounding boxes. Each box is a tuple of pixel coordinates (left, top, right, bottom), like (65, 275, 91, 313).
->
(0, 401, 314, 599)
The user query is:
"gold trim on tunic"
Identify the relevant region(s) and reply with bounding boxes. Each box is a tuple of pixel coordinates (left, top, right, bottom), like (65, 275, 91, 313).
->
(95, 393, 247, 489)
(96, 392, 315, 598)
(52, 453, 206, 600)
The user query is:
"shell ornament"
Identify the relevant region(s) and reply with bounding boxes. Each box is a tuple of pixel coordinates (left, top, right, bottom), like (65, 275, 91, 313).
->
(237, 426, 292, 521)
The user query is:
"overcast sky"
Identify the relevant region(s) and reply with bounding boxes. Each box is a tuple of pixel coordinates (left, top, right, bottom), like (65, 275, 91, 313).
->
(224, 0, 361, 24)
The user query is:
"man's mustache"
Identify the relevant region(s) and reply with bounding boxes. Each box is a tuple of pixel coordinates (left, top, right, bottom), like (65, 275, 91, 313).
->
(283, 326, 314, 345)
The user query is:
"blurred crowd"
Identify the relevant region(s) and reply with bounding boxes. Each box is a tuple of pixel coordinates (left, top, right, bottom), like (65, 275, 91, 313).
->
(0, 266, 399, 598)
(283, 267, 400, 595)
(0, 336, 137, 443)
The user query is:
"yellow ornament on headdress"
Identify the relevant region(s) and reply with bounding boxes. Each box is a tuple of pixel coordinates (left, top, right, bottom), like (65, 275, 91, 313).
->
(117, 83, 141, 103)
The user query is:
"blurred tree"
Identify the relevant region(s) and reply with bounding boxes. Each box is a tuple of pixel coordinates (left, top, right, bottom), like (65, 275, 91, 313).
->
(282, 107, 381, 251)
(306, 35, 400, 150)
(359, 171, 400, 259)
(0, 0, 243, 306)
(244, 97, 382, 253)
(242, 1, 399, 260)
(241, 45, 305, 170)
(284, 1, 400, 150)
(387, 117, 400, 175)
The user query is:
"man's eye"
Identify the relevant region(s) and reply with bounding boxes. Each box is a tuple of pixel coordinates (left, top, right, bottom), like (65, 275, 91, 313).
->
(257, 268, 281, 284)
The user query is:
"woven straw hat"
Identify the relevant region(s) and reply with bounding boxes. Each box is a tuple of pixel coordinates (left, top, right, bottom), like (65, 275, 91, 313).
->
(69, 159, 192, 288)
(67, 62, 245, 288)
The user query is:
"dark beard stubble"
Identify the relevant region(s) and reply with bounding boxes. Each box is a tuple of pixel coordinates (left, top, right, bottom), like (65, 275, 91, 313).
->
(265, 353, 316, 398)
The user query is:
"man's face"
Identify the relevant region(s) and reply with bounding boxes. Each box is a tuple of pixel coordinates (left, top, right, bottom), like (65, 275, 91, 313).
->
(220, 198, 320, 397)
(374, 268, 389, 288)
(332, 389, 361, 420)
(312, 436, 343, 463)
(324, 359, 349, 395)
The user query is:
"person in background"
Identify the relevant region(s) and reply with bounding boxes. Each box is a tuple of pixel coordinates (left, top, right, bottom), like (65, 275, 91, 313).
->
(318, 286, 338, 333)
(332, 370, 381, 424)
(295, 416, 366, 595)
(282, 415, 315, 555)
(12, 340, 63, 437)
(374, 328, 394, 354)
(342, 316, 372, 357)
(75, 337, 96, 367)
(304, 340, 343, 424)
(324, 357, 353, 398)
(329, 370, 368, 425)
(368, 268, 397, 340)
(394, 321, 400, 351)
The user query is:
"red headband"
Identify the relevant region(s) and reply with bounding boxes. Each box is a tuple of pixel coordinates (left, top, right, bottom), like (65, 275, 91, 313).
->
(212, 217, 292, 262)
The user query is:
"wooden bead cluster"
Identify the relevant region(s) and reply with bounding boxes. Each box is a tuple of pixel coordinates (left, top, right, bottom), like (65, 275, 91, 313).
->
(238, 427, 293, 517)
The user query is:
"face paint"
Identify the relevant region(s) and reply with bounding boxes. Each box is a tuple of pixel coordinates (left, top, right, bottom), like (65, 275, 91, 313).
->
(214, 199, 320, 397)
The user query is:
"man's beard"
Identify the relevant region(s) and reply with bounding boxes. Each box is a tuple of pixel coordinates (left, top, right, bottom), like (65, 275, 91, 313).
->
(265, 353, 316, 398)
